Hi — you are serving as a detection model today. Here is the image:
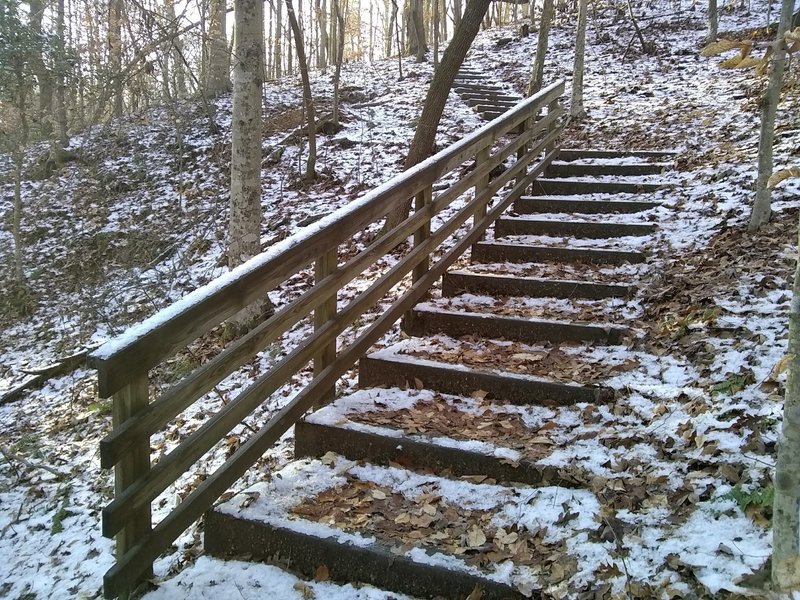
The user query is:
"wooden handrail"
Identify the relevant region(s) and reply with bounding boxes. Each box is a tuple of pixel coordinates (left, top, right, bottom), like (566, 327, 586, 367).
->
(91, 80, 566, 598)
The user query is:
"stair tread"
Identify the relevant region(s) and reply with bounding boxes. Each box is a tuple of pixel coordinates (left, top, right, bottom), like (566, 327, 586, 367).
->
(447, 267, 637, 285)
(208, 453, 604, 598)
(475, 239, 647, 255)
(452, 260, 643, 284)
(501, 214, 659, 225)
(413, 301, 635, 326)
(492, 233, 650, 251)
(416, 294, 642, 323)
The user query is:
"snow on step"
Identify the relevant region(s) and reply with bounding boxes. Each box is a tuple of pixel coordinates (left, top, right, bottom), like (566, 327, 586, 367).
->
(454, 259, 646, 284)
(206, 453, 601, 598)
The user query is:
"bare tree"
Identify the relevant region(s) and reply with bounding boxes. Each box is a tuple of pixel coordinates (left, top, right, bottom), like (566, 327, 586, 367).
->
(383, 0, 492, 229)
(528, 0, 554, 95)
(332, 0, 346, 123)
(109, 0, 124, 116)
(570, 0, 588, 119)
(285, 0, 317, 179)
(749, 0, 794, 231)
(708, 0, 718, 42)
(230, 0, 274, 325)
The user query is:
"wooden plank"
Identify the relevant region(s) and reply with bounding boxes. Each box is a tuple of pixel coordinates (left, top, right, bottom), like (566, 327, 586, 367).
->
(495, 217, 657, 238)
(514, 195, 660, 214)
(205, 511, 528, 600)
(557, 148, 678, 161)
(471, 241, 646, 265)
(101, 143, 562, 599)
(90, 81, 566, 399)
(314, 249, 338, 407)
(295, 419, 577, 487)
(412, 186, 433, 283)
(403, 306, 628, 343)
(111, 375, 152, 589)
(359, 354, 612, 405)
(546, 161, 669, 177)
(532, 178, 665, 195)
(442, 271, 636, 299)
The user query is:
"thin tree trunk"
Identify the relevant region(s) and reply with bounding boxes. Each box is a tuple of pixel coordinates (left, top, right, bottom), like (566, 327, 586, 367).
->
(317, 0, 329, 69)
(383, 0, 492, 229)
(109, 0, 124, 117)
(453, 0, 462, 28)
(708, 0, 718, 41)
(527, 0, 553, 95)
(332, 0, 345, 123)
(285, 0, 317, 179)
(275, 0, 283, 78)
(774, 216, 800, 590)
(230, 0, 274, 325)
(386, 0, 395, 55)
(55, 0, 69, 147)
(749, 0, 794, 232)
(29, 0, 55, 134)
(433, 0, 440, 66)
(369, 0, 375, 61)
(570, 0, 587, 118)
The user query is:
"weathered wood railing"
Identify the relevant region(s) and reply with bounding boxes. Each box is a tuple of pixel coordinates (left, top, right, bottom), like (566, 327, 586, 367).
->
(89, 80, 565, 598)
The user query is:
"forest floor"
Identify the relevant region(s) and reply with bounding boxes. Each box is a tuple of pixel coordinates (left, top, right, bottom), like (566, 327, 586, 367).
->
(1, 0, 800, 598)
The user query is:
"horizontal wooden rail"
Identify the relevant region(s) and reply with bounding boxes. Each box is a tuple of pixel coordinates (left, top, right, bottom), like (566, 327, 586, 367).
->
(91, 80, 566, 598)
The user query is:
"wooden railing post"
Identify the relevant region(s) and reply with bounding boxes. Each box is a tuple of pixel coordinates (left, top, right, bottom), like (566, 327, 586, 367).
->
(314, 249, 338, 407)
(111, 374, 152, 597)
(473, 147, 491, 240)
(412, 186, 433, 284)
(546, 98, 561, 157)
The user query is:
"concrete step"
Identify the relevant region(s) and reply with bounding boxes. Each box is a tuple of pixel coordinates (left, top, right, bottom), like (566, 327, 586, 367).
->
(359, 352, 614, 405)
(495, 217, 657, 239)
(403, 306, 628, 344)
(442, 270, 636, 299)
(205, 460, 532, 600)
(515, 195, 660, 214)
(471, 240, 646, 265)
(464, 97, 518, 108)
(557, 148, 678, 161)
(546, 161, 670, 177)
(532, 178, 666, 195)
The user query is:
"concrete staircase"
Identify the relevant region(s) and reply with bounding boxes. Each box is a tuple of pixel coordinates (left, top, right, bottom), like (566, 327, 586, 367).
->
(204, 149, 677, 599)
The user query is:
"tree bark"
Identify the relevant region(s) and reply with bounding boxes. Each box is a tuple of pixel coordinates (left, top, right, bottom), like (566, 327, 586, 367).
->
(527, 0, 553, 96)
(570, 0, 587, 119)
(332, 0, 345, 123)
(207, 0, 232, 95)
(28, 0, 54, 134)
(316, 0, 329, 69)
(285, 0, 317, 179)
(749, 0, 794, 232)
(708, 0, 718, 41)
(408, 0, 427, 61)
(383, 0, 492, 230)
(774, 215, 800, 590)
(230, 0, 273, 325)
(109, 0, 124, 117)
(55, 0, 69, 147)
(453, 0, 463, 29)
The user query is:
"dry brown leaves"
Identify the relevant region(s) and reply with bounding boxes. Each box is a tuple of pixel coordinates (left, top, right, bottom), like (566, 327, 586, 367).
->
(402, 339, 639, 384)
(290, 473, 577, 585)
(436, 297, 630, 324)
(347, 396, 556, 463)
(466, 261, 636, 285)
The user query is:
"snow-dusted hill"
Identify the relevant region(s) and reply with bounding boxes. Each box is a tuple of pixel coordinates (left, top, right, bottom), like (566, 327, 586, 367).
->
(1, 1, 799, 598)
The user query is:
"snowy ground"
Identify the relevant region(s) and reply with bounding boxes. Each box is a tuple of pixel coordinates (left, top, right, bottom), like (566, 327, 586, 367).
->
(1, 0, 799, 598)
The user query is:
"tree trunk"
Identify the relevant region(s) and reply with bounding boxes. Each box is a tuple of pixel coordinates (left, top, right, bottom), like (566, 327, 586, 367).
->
(275, 0, 283, 78)
(109, 0, 124, 117)
(433, 0, 440, 66)
(28, 0, 55, 134)
(453, 0, 463, 28)
(332, 0, 345, 123)
(749, 0, 794, 232)
(285, 0, 317, 179)
(527, 0, 553, 96)
(708, 0, 718, 41)
(165, 0, 186, 97)
(206, 0, 231, 95)
(230, 0, 273, 325)
(570, 0, 587, 118)
(55, 0, 69, 147)
(774, 216, 800, 590)
(317, 0, 329, 69)
(383, 0, 492, 230)
(406, 0, 427, 60)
